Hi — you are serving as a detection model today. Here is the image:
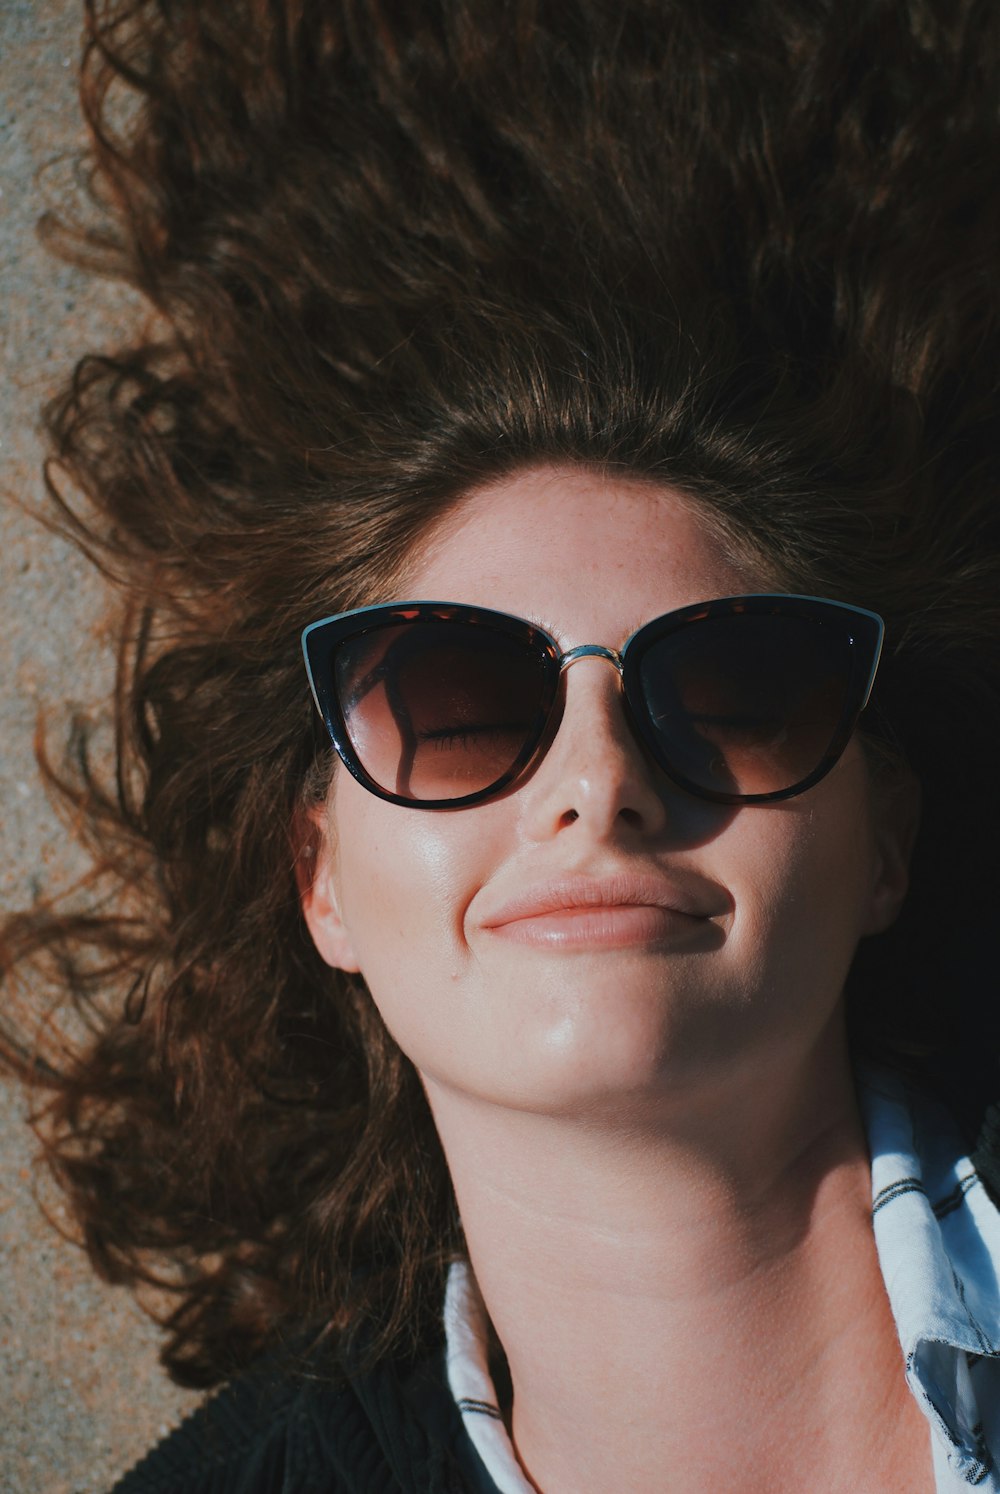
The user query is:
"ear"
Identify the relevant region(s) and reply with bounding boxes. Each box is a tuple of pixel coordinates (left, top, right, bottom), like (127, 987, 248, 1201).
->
(295, 804, 362, 973)
(862, 763, 922, 936)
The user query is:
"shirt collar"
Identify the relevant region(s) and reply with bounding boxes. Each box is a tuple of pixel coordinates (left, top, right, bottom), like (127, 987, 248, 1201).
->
(860, 1064, 1000, 1484)
(444, 1260, 533, 1493)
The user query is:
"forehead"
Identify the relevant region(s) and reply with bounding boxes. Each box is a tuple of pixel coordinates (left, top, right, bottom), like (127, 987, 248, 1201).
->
(397, 463, 768, 646)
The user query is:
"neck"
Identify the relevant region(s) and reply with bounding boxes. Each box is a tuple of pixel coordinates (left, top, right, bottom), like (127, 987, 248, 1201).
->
(424, 1030, 929, 1492)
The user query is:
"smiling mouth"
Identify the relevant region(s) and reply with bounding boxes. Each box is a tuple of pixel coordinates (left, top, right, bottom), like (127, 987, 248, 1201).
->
(478, 871, 727, 951)
(486, 902, 710, 950)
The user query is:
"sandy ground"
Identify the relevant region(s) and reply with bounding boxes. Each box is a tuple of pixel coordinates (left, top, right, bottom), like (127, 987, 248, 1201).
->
(0, 3, 204, 1488)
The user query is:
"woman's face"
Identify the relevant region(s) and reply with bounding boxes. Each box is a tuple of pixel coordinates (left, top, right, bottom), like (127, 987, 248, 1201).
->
(303, 464, 912, 1120)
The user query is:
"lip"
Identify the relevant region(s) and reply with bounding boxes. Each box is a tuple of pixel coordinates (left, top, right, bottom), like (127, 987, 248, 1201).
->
(476, 870, 729, 950)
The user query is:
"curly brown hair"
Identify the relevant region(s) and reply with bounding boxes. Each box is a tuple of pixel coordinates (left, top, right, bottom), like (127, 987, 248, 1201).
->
(2, 0, 1000, 1389)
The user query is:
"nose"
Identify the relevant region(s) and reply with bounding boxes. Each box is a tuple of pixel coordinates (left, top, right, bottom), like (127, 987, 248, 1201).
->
(518, 653, 672, 842)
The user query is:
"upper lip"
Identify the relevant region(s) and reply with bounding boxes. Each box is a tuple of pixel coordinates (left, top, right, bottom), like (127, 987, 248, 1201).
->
(476, 869, 730, 929)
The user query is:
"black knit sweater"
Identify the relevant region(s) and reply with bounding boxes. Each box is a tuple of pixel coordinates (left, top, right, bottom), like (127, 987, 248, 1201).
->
(109, 1341, 501, 1494)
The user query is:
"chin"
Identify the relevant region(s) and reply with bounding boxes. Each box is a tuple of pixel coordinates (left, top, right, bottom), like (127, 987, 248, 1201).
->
(421, 991, 745, 1121)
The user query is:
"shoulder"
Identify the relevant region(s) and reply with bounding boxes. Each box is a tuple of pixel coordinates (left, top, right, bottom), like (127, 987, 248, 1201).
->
(108, 1338, 486, 1494)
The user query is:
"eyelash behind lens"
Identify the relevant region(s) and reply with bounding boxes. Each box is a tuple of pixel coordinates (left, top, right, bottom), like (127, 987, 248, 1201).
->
(420, 723, 531, 749)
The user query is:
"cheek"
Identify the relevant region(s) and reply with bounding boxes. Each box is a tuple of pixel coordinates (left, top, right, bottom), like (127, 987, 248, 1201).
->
(730, 762, 880, 1001)
(329, 775, 489, 1042)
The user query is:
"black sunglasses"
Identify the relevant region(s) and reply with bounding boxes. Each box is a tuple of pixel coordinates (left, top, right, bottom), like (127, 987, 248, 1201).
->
(301, 594, 884, 810)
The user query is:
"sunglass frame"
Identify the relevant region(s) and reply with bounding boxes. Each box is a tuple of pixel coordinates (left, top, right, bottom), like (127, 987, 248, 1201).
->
(301, 593, 884, 810)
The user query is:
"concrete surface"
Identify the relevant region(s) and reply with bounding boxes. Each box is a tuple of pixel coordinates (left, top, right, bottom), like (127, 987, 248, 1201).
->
(1, 3, 204, 1488)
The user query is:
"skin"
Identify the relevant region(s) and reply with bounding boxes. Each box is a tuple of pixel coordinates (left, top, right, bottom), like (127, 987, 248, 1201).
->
(302, 463, 927, 1492)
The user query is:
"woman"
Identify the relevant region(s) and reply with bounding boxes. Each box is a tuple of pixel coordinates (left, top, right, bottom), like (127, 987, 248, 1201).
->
(3, 0, 1000, 1489)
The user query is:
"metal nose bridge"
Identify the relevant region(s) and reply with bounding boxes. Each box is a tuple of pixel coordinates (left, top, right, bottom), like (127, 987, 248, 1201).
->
(558, 643, 624, 674)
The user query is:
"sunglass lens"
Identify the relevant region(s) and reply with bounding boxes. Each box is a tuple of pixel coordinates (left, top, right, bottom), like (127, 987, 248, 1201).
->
(333, 621, 551, 801)
(636, 614, 860, 798)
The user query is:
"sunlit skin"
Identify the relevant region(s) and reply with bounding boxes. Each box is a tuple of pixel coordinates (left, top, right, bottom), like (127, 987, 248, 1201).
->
(303, 463, 928, 1492)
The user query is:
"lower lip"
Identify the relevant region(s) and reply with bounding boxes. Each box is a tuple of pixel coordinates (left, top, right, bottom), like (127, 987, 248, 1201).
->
(485, 905, 707, 950)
